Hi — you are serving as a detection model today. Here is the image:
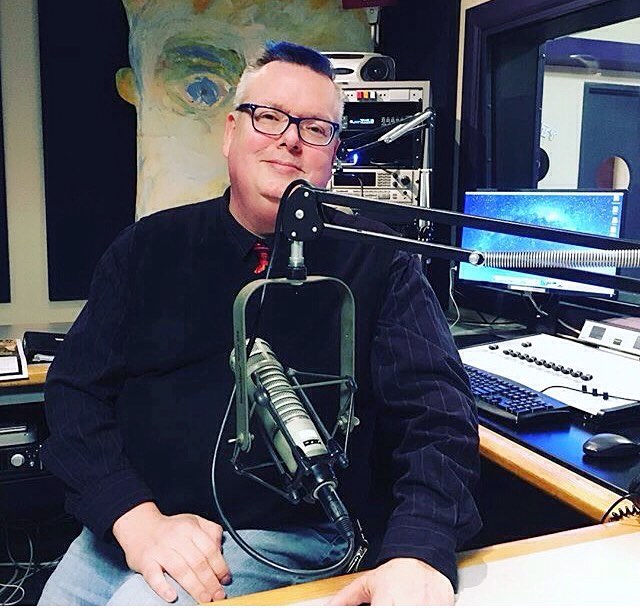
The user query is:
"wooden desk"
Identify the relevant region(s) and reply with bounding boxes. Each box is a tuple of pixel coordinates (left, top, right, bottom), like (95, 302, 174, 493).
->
(478, 425, 630, 521)
(4, 365, 628, 520)
(212, 425, 637, 605)
(0, 322, 69, 389)
(216, 519, 640, 605)
(0, 363, 49, 388)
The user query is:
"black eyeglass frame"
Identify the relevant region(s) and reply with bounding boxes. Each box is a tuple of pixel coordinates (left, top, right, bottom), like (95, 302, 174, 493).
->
(235, 103, 340, 147)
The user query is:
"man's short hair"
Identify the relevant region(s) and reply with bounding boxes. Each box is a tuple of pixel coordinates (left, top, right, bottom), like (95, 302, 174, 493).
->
(233, 40, 344, 120)
(254, 40, 335, 80)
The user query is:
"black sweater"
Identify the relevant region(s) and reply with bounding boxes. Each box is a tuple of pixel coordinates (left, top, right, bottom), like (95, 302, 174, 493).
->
(42, 191, 480, 586)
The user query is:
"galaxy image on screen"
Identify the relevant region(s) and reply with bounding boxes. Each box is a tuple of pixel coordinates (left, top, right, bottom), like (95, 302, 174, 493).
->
(458, 191, 624, 295)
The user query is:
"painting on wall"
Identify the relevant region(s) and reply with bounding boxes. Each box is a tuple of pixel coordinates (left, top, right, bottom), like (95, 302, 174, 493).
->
(0, 58, 10, 304)
(40, 0, 372, 300)
(117, 0, 372, 218)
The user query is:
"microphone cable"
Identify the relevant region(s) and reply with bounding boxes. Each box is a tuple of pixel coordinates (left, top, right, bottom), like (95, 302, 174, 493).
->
(244, 230, 278, 364)
(211, 386, 356, 575)
(523, 292, 580, 336)
(600, 492, 640, 524)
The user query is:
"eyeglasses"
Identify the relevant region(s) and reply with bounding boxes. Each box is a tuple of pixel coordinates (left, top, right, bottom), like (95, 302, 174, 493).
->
(236, 103, 340, 147)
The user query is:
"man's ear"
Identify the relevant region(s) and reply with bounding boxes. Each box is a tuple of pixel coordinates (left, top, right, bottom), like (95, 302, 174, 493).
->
(222, 112, 238, 159)
(115, 67, 139, 106)
(331, 136, 341, 163)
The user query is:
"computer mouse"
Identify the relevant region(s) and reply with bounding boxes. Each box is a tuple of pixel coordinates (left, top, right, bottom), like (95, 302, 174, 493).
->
(582, 433, 640, 458)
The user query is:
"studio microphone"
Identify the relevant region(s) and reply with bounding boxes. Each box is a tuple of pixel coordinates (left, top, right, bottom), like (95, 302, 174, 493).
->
(229, 338, 354, 541)
(380, 107, 435, 144)
(337, 107, 435, 164)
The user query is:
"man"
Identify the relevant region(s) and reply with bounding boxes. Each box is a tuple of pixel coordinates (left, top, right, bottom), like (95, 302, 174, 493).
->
(40, 42, 480, 605)
(115, 0, 371, 218)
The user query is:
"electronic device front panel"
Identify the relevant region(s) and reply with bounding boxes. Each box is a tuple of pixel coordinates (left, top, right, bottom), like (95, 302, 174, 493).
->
(331, 81, 431, 209)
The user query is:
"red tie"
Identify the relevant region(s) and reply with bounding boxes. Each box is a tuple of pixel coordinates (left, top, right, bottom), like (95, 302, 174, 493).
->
(252, 241, 270, 274)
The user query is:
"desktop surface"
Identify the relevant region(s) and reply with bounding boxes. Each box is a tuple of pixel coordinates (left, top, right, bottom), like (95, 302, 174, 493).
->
(215, 521, 640, 605)
(481, 415, 640, 496)
(453, 325, 640, 496)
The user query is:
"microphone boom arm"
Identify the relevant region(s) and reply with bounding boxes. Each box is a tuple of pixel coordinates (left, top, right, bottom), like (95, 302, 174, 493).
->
(281, 182, 640, 294)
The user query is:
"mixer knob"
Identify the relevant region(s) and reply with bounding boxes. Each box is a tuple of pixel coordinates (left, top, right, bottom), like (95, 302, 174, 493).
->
(10, 453, 25, 468)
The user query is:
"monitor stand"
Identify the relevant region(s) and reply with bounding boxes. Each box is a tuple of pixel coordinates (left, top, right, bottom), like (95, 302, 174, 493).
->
(522, 291, 560, 335)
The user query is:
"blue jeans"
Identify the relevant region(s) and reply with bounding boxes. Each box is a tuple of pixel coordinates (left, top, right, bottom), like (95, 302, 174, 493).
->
(38, 524, 348, 605)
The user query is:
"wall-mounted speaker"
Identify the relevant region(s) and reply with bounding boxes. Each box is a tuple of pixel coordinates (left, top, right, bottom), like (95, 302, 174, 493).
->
(322, 52, 396, 84)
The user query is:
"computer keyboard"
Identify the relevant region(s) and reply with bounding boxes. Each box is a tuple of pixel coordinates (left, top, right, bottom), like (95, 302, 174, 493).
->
(464, 364, 572, 427)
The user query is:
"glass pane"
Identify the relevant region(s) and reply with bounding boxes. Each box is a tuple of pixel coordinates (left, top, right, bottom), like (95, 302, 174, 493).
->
(538, 17, 640, 302)
(539, 17, 640, 190)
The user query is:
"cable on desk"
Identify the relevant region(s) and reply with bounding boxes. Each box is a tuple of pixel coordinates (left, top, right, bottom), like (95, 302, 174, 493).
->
(600, 493, 640, 524)
(448, 266, 461, 329)
(472, 309, 494, 325)
(0, 516, 67, 606)
(525, 292, 549, 318)
(524, 293, 580, 336)
(556, 318, 580, 335)
(448, 290, 521, 328)
(0, 525, 32, 606)
(458, 320, 517, 327)
(368, 161, 399, 175)
(472, 309, 514, 326)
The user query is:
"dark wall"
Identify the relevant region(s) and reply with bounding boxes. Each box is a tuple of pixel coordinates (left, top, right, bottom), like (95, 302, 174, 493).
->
(380, 0, 461, 307)
(38, 0, 136, 301)
(0, 58, 10, 303)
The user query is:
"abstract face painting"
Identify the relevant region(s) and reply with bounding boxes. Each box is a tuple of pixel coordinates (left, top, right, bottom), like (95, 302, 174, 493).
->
(116, 0, 371, 218)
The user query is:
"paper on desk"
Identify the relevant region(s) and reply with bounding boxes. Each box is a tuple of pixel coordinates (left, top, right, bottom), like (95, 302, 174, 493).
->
(0, 338, 29, 381)
(294, 598, 329, 606)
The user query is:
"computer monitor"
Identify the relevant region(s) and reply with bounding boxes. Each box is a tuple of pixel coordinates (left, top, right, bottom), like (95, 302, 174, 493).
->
(457, 190, 626, 298)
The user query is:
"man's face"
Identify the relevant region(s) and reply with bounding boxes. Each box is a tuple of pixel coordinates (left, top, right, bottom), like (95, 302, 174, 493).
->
(222, 62, 340, 236)
(118, 0, 371, 218)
